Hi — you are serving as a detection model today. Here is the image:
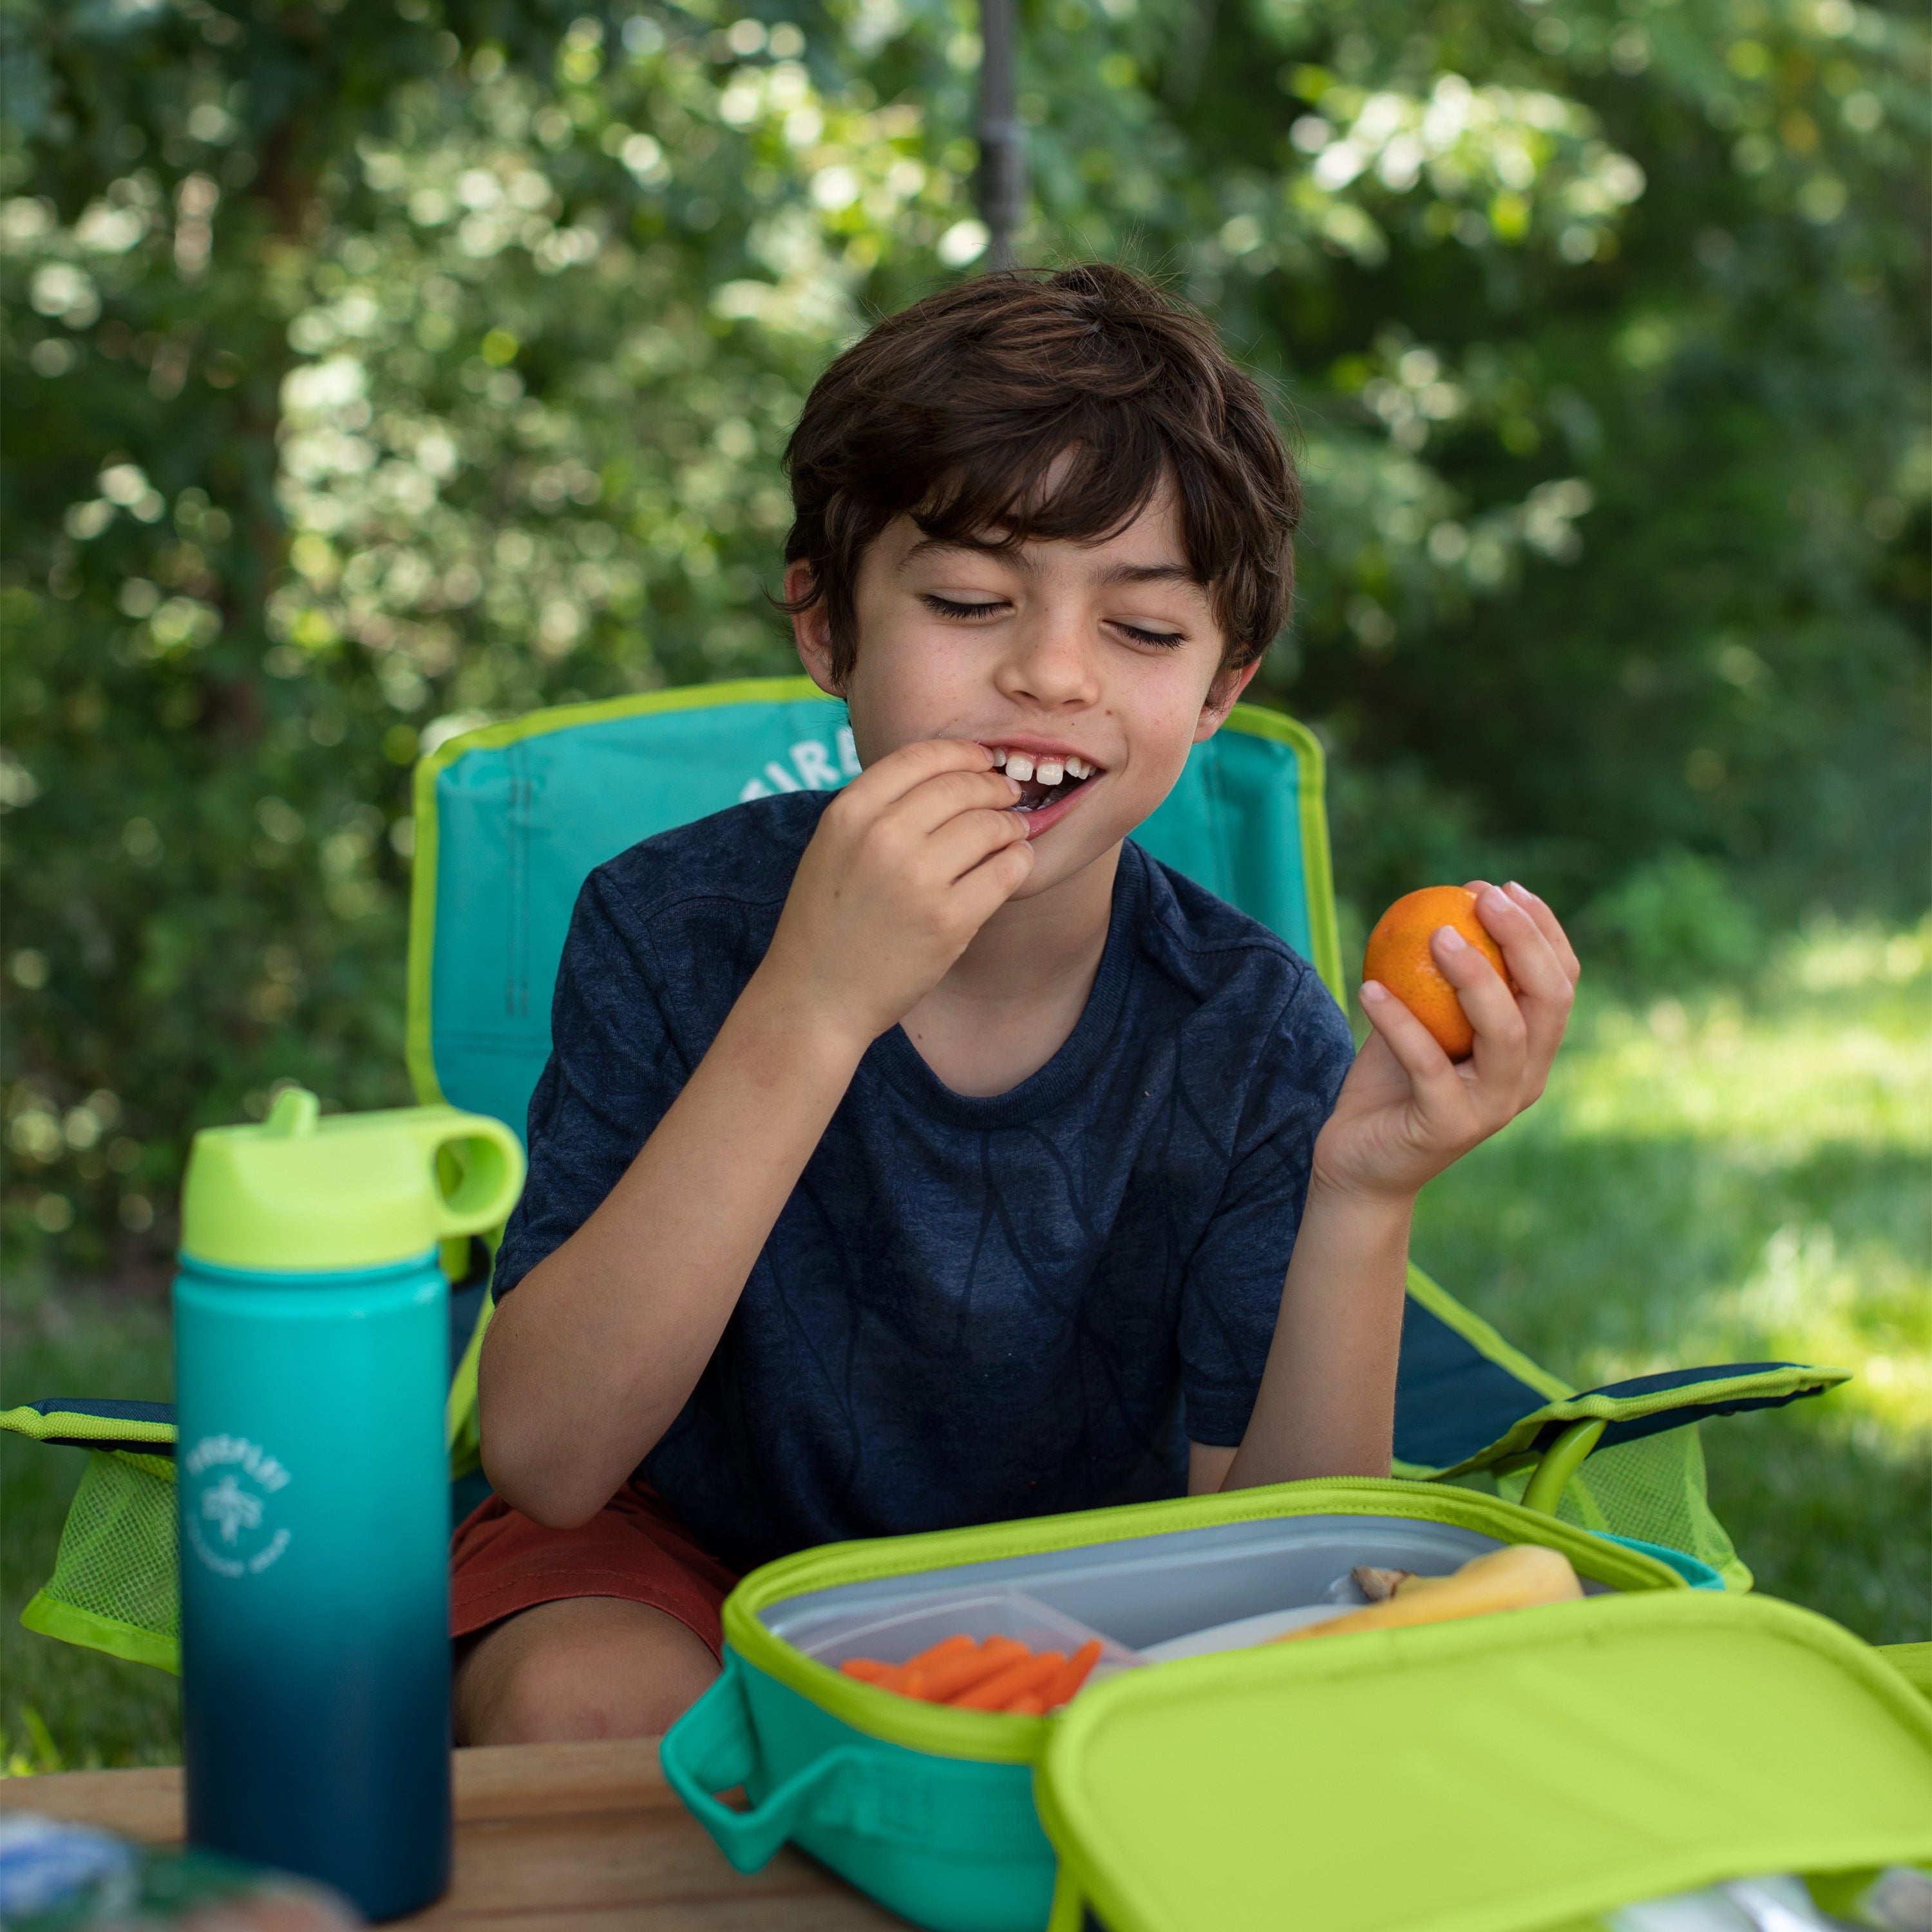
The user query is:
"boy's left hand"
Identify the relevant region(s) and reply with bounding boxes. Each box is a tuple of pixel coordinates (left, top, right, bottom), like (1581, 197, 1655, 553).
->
(1312, 881, 1580, 1202)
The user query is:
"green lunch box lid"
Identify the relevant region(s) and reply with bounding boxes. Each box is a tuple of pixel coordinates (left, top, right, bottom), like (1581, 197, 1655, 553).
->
(1034, 1588, 1932, 1932)
(179, 1086, 526, 1271)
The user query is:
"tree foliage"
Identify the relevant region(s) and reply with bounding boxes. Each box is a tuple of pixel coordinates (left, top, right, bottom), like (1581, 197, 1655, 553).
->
(1, 0, 1924, 1262)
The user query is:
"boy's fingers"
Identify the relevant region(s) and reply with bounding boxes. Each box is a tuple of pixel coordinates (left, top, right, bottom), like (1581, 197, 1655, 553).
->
(1467, 886, 1573, 1072)
(1470, 886, 1566, 1004)
(1359, 981, 1462, 1097)
(880, 765, 1024, 837)
(838, 737, 1001, 812)
(1504, 880, 1581, 984)
(924, 803, 1032, 886)
(951, 836, 1035, 923)
(1431, 925, 1527, 1084)
(1467, 878, 1578, 991)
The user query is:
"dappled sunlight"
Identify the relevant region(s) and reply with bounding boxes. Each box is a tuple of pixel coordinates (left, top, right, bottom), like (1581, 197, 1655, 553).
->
(1413, 922, 1927, 1636)
(1693, 1224, 1929, 1436)
(1416, 920, 1930, 1443)
(1555, 920, 1931, 1159)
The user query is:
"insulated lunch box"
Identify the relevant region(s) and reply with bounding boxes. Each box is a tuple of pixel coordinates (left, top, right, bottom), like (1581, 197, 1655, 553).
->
(660, 1477, 1718, 1931)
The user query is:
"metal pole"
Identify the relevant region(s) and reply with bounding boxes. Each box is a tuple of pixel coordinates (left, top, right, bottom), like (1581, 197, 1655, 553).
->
(978, 0, 1024, 269)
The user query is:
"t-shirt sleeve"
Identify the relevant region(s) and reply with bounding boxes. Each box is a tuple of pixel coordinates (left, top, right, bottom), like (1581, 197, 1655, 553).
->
(1175, 963, 1356, 1446)
(489, 870, 692, 1299)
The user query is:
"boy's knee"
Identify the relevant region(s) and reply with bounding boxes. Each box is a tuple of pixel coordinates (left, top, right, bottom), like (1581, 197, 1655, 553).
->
(455, 1597, 719, 1745)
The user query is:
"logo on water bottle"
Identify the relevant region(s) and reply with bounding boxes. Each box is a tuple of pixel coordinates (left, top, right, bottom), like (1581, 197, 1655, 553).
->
(184, 1435, 292, 1577)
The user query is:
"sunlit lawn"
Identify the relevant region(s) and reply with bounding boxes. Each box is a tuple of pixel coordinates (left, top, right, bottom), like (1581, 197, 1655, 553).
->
(3, 919, 1926, 1770)
(1412, 916, 1931, 1640)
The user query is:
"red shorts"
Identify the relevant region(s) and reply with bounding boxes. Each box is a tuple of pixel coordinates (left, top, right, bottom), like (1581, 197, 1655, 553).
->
(450, 1479, 740, 1660)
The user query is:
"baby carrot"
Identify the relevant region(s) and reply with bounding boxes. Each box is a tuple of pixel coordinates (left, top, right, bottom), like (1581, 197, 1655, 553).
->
(954, 1649, 1064, 1712)
(839, 1657, 896, 1684)
(1040, 1640, 1103, 1709)
(908, 1637, 1028, 1703)
(904, 1634, 978, 1673)
(1003, 1691, 1047, 1716)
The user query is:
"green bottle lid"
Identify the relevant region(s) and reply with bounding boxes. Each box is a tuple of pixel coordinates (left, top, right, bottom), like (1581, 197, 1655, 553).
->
(180, 1087, 527, 1271)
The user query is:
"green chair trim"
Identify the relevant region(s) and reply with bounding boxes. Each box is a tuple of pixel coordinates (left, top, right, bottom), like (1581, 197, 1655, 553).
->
(1216, 700, 1345, 1000)
(0, 1404, 177, 1455)
(19, 1590, 180, 1676)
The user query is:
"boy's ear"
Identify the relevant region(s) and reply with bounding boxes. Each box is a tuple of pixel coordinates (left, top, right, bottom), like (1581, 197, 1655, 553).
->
(786, 560, 842, 697)
(1192, 658, 1262, 743)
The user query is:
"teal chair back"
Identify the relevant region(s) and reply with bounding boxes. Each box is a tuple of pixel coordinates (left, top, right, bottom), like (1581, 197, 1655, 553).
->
(406, 677, 1343, 1133)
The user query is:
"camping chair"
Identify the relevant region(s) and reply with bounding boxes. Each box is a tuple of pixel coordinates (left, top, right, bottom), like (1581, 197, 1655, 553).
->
(3, 677, 1848, 1674)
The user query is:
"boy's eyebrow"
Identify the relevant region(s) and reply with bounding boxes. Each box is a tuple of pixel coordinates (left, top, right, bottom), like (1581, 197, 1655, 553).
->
(903, 535, 1016, 565)
(904, 537, 1204, 590)
(1095, 560, 1203, 589)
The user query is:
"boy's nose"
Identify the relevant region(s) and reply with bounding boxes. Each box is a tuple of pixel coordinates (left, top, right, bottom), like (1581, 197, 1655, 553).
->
(993, 608, 1103, 709)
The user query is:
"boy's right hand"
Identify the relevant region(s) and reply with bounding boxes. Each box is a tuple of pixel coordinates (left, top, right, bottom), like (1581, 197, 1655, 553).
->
(756, 739, 1034, 1047)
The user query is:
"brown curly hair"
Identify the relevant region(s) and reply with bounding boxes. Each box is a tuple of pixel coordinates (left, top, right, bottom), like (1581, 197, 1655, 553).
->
(782, 263, 1301, 682)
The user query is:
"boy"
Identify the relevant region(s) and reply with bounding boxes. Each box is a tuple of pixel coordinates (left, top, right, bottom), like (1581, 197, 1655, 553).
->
(450, 263, 1578, 1744)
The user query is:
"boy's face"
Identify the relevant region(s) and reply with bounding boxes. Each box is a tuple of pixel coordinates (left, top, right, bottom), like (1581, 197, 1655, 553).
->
(792, 484, 1257, 899)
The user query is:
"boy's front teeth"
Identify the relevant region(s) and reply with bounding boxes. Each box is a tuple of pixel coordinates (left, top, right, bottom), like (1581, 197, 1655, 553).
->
(985, 746, 1099, 788)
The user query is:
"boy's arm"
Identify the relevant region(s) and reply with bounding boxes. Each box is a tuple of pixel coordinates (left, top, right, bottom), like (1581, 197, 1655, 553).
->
(480, 741, 1030, 1528)
(1217, 881, 1580, 1493)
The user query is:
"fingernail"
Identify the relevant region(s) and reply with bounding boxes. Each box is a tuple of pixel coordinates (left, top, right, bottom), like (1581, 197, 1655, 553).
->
(1506, 880, 1532, 902)
(1436, 927, 1467, 952)
(1360, 980, 1388, 1003)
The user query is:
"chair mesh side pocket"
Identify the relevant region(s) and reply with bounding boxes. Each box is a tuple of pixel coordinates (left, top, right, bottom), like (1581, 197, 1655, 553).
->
(1504, 1424, 1748, 1590)
(21, 1449, 181, 1672)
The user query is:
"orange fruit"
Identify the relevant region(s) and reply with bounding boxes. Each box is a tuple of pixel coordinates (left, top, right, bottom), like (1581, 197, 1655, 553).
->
(1363, 886, 1508, 1060)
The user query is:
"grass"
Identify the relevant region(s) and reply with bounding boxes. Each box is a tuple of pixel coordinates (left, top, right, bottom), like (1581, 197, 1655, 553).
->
(3, 918, 1926, 1771)
(1410, 916, 1931, 1640)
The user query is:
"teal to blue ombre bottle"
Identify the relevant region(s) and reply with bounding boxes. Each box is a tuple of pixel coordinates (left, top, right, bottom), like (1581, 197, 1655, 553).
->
(174, 1088, 524, 1920)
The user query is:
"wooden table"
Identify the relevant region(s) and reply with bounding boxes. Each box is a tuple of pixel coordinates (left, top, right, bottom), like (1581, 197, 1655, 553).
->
(12, 1739, 904, 1929)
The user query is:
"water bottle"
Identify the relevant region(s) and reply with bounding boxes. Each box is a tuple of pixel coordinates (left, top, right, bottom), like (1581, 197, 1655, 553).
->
(174, 1086, 524, 1919)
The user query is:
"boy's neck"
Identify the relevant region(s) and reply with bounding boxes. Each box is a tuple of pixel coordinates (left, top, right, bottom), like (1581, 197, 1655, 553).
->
(896, 842, 1122, 1097)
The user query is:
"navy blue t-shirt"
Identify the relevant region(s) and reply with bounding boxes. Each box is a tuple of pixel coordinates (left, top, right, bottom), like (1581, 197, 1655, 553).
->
(493, 790, 1354, 1574)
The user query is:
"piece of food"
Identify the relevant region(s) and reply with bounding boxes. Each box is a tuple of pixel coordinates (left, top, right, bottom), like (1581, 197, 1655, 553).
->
(1362, 886, 1511, 1059)
(953, 1649, 1065, 1710)
(904, 1636, 1029, 1702)
(1276, 1542, 1584, 1643)
(1040, 1638, 1103, 1707)
(834, 1631, 1109, 1714)
(904, 1633, 978, 1672)
(1350, 1566, 1415, 1602)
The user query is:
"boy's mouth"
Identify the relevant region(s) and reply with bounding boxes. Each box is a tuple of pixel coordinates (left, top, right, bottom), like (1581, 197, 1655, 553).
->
(986, 744, 1103, 815)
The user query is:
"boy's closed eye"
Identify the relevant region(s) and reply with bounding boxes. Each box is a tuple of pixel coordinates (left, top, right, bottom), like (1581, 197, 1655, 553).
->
(921, 592, 1009, 621)
(919, 589, 1190, 650)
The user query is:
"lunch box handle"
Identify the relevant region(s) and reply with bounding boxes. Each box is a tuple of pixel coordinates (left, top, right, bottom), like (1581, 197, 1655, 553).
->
(661, 1652, 886, 1873)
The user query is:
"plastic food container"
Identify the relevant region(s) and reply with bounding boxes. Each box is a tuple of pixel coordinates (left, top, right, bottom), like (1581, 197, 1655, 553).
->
(783, 1584, 1142, 1685)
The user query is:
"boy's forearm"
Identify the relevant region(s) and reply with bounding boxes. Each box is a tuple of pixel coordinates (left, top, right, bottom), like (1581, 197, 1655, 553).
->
(479, 967, 869, 1526)
(1220, 1177, 1413, 1492)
